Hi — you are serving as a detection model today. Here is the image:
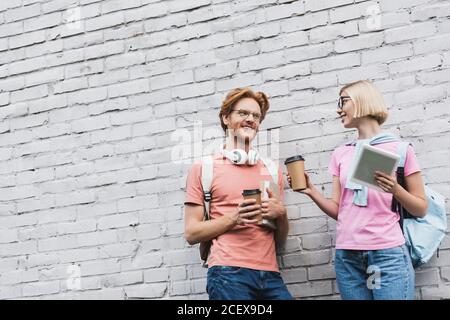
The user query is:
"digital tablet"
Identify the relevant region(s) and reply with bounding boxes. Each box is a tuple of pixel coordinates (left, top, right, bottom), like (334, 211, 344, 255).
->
(349, 144, 400, 192)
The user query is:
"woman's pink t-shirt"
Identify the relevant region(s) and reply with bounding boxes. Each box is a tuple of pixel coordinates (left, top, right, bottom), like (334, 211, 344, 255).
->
(328, 142, 421, 250)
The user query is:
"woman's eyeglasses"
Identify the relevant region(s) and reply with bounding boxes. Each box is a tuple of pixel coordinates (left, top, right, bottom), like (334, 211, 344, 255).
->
(337, 96, 351, 109)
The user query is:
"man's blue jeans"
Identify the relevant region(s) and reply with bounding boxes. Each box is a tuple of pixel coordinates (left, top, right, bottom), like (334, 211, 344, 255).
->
(207, 266, 293, 300)
(335, 245, 415, 300)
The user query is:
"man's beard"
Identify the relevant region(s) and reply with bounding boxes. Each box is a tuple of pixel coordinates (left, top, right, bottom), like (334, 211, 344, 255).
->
(226, 127, 256, 146)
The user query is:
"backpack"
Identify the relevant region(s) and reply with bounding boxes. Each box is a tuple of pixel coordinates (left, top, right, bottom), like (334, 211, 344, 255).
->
(392, 142, 447, 268)
(199, 155, 280, 267)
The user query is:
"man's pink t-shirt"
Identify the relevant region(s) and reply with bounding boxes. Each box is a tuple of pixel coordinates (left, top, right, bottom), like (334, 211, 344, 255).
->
(185, 154, 284, 272)
(328, 142, 421, 250)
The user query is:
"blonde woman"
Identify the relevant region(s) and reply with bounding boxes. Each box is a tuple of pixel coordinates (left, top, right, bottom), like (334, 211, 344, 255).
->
(289, 80, 427, 300)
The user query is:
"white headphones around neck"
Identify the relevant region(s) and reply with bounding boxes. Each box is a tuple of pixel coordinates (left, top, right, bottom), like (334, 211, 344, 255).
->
(221, 148, 259, 166)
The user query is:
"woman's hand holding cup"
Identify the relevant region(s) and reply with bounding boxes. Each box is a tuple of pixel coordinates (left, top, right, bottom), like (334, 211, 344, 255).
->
(287, 172, 315, 196)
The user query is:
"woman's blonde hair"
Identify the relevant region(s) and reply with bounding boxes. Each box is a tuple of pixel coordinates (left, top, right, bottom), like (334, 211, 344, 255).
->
(340, 80, 388, 125)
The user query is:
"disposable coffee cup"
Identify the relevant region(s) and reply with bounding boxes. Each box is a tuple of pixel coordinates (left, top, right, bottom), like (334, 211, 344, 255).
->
(242, 189, 262, 205)
(242, 189, 277, 230)
(285, 155, 307, 191)
(242, 189, 262, 223)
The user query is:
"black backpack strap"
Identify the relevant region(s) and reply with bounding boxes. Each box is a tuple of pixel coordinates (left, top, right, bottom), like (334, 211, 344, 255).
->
(393, 167, 406, 231)
(393, 160, 415, 233)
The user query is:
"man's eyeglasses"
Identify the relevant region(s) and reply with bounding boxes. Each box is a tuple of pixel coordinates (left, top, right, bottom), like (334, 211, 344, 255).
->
(232, 109, 262, 122)
(337, 96, 351, 109)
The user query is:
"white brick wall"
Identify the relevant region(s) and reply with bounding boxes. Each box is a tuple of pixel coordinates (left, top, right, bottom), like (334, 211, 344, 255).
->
(0, 0, 449, 300)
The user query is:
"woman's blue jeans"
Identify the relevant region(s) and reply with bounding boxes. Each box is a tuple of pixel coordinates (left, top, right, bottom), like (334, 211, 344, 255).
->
(335, 245, 415, 300)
